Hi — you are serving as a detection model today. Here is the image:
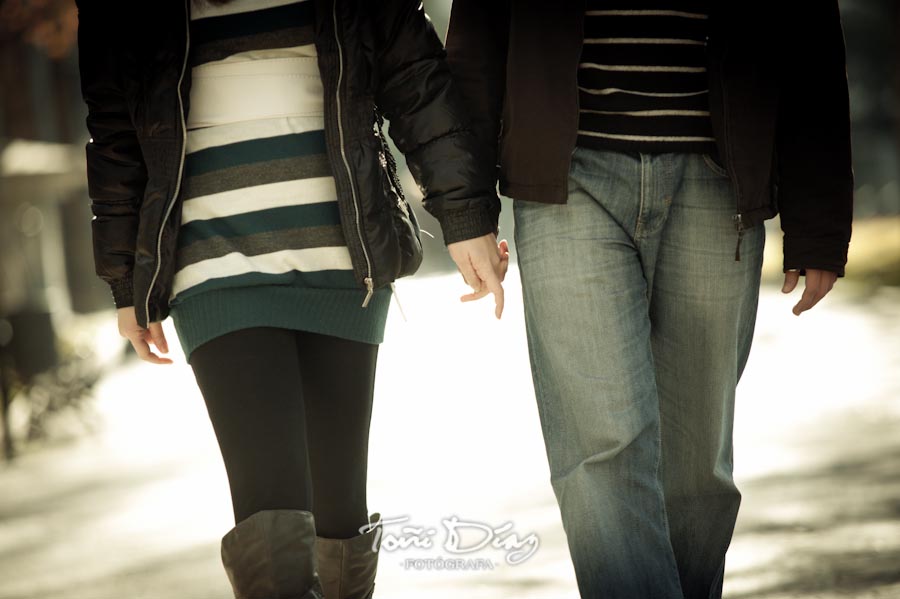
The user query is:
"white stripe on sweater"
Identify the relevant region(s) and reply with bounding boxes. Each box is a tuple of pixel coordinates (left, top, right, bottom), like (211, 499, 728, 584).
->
(579, 108, 711, 117)
(186, 115, 326, 153)
(191, 0, 309, 20)
(188, 51, 323, 129)
(579, 62, 706, 73)
(577, 130, 715, 142)
(585, 10, 708, 19)
(584, 38, 705, 46)
(180, 177, 338, 224)
(172, 247, 353, 297)
(578, 86, 708, 98)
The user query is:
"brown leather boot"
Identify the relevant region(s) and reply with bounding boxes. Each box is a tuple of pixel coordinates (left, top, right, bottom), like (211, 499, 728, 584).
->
(315, 513, 382, 599)
(221, 509, 325, 599)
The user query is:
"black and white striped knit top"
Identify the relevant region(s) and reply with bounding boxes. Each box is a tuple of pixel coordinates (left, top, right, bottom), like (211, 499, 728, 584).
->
(169, 0, 391, 359)
(576, 1, 716, 154)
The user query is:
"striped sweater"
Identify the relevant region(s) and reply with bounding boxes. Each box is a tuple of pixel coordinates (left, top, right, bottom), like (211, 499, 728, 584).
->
(576, 1, 717, 154)
(169, 0, 390, 359)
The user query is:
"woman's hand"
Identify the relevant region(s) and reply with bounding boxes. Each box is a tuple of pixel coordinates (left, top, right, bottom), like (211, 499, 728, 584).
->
(447, 234, 510, 319)
(117, 307, 172, 365)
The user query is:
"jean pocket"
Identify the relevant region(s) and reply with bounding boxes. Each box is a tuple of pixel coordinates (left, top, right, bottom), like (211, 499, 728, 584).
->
(702, 153, 729, 178)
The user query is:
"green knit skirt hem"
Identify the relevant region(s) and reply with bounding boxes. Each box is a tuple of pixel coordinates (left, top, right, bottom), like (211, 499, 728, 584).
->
(169, 284, 391, 361)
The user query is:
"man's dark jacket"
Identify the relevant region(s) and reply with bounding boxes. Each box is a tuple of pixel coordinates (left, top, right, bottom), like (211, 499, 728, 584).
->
(446, 0, 854, 275)
(76, 0, 501, 328)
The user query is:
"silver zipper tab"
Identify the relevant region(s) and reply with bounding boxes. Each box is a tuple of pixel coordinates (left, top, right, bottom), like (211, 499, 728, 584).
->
(362, 277, 374, 308)
(733, 213, 744, 262)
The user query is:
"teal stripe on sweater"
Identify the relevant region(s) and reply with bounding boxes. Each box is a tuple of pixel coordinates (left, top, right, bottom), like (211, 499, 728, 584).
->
(177, 202, 341, 248)
(185, 131, 327, 176)
(170, 269, 360, 304)
(191, 2, 314, 47)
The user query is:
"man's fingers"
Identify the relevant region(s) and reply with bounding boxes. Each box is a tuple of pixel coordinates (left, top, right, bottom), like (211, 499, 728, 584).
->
(792, 272, 823, 316)
(498, 253, 510, 282)
(497, 239, 510, 282)
(461, 288, 491, 302)
(782, 270, 800, 293)
(793, 270, 840, 316)
(485, 271, 505, 319)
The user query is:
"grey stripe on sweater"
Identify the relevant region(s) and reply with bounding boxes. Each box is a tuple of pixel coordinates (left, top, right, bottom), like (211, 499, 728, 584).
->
(176, 225, 347, 270)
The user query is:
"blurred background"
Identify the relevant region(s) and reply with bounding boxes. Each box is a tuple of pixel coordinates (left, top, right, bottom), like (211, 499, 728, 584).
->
(0, 1, 898, 598)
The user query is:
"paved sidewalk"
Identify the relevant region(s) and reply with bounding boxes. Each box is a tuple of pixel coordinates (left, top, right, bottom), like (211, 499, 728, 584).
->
(0, 270, 898, 599)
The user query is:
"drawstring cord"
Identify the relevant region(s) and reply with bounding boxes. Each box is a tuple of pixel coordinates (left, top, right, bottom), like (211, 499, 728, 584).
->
(389, 282, 407, 322)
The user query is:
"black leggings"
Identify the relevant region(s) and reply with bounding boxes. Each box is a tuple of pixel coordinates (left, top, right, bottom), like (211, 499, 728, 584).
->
(188, 327, 378, 539)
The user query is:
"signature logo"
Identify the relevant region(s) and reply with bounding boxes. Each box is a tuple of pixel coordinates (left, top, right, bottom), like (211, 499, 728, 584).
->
(365, 515, 540, 566)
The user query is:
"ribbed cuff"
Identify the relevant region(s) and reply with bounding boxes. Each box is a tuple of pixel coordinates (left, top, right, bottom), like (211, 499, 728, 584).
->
(437, 205, 500, 245)
(783, 236, 849, 277)
(109, 275, 134, 308)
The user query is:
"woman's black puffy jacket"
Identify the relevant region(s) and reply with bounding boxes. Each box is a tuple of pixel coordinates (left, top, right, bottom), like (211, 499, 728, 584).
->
(76, 0, 501, 327)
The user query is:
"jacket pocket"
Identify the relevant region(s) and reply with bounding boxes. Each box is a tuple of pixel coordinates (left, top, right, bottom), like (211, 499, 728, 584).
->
(702, 153, 730, 178)
(374, 108, 422, 278)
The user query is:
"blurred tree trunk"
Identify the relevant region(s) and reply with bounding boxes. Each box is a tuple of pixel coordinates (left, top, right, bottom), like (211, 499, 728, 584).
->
(0, 354, 13, 462)
(895, 6, 900, 168)
(0, 40, 36, 139)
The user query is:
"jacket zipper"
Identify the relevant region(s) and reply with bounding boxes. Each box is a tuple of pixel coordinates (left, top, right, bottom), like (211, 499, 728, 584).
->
(144, 0, 190, 326)
(568, 12, 583, 165)
(709, 21, 744, 262)
(333, 0, 374, 307)
(732, 214, 745, 261)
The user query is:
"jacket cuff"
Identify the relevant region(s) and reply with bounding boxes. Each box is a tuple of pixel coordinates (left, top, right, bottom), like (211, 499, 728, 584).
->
(109, 275, 135, 309)
(783, 236, 849, 277)
(437, 203, 501, 246)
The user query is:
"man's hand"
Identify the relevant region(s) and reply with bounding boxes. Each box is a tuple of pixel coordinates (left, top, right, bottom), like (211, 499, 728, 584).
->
(117, 306, 172, 364)
(447, 233, 510, 319)
(781, 268, 838, 316)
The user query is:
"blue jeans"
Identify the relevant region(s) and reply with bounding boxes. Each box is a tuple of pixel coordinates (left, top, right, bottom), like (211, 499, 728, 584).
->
(514, 148, 765, 599)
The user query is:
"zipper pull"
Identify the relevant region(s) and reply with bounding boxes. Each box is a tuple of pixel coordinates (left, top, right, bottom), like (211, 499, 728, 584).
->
(361, 277, 374, 308)
(732, 214, 744, 262)
(397, 194, 410, 217)
(389, 282, 407, 322)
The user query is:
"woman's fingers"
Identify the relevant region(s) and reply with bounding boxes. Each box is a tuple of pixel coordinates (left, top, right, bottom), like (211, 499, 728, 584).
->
(466, 249, 505, 318)
(456, 252, 483, 293)
(148, 322, 169, 354)
(117, 308, 172, 364)
(447, 234, 508, 317)
(130, 331, 173, 365)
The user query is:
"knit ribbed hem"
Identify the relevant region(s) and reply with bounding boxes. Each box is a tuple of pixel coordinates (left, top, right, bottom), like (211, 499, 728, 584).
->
(576, 134, 717, 156)
(169, 285, 391, 361)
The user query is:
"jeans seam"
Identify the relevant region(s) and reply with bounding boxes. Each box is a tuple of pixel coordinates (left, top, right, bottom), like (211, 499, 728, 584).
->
(702, 153, 729, 178)
(636, 154, 647, 241)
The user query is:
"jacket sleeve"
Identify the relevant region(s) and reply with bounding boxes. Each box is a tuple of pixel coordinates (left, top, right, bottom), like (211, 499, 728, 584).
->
(76, 2, 147, 308)
(776, 0, 854, 277)
(372, 0, 501, 245)
(445, 0, 509, 175)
